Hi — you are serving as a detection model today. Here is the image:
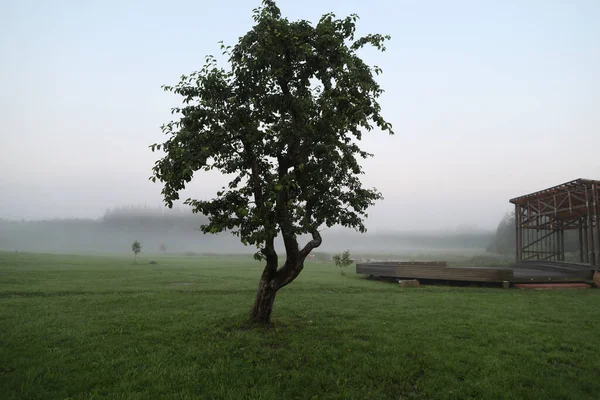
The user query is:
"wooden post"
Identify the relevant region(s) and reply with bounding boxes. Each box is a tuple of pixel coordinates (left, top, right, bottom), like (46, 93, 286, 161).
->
(586, 186, 595, 266)
(541, 228, 544, 260)
(544, 217, 548, 259)
(515, 204, 522, 261)
(554, 227, 561, 261)
(528, 217, 531, 261)
(560, 228, 565, 261)
(579, 218, 584, 263)
(553, 225, 556, 260)
(556, 228, 560, 261)
(536, 218, 541, 261)
(527, 203, 532, 261)
(553, 221, 558, 261)
(537, 200, 541, 261)
(583, 217, 589, 264)
(593, 183, 599, 267)
(551, 224, 555, 261)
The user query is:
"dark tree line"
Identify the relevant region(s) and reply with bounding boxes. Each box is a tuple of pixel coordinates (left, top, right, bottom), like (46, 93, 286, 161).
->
(0, 207, 235, 254)
(102, 205, 208, 232)
(487, 212, 580, 255)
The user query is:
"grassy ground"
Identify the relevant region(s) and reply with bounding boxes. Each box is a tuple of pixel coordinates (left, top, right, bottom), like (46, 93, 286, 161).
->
(1, 252, 599, 399)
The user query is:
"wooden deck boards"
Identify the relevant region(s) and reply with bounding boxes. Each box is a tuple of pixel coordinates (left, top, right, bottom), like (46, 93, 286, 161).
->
(356, 261, 595, 284)
(513, 283, 592, 290)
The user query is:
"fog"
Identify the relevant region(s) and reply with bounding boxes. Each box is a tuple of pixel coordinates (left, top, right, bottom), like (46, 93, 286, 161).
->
(1, 0, 599, 249)
(0, 206, 493, 255)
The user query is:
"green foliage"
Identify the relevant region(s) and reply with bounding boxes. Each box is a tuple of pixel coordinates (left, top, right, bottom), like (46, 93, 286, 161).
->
(150, 0, 393, 256)
(131, 240, 141, 255)
(2, 252, 600, 399)
(487, 212, 516, 254)
(131, 240, 141, 264)
(332, 250, 353, 275)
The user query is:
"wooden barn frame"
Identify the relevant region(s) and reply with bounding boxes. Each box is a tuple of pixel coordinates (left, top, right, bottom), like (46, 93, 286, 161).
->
(510, 179, 600, 266)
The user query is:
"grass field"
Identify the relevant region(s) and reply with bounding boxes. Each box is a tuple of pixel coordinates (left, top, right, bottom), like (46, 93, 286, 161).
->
(1, 251, 599, 399)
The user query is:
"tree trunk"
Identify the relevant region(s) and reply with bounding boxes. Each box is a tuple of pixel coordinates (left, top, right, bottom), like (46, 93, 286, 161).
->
(249, 229, 322, 325)
(250, 277, 277, 324)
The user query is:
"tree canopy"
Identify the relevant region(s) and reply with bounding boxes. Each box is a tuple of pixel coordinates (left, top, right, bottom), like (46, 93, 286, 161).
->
(131, 240, 141, 264)
(150, 0, 393, 323)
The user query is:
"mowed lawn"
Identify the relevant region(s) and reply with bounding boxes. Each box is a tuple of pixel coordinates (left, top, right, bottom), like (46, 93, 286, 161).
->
(1, 252, 599, 399)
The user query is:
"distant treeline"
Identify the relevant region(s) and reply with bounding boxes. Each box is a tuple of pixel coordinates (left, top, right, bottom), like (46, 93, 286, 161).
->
(1, 205, 495, 255)
(102, 205, 209, 232)
(0, 206, 231, 254)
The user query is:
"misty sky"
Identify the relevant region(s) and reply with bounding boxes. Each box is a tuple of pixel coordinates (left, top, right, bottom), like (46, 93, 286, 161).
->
(1, 0, 599, 231)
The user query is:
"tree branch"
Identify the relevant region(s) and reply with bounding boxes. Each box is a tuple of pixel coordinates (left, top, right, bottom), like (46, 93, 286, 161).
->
(272, 228, 322, 290)
(299, 228, 322, 258)
(260, 236, 278, 282)
(239, 136, 264, 209)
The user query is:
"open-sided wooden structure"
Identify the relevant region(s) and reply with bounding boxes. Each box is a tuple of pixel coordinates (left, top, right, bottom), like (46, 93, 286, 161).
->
(510, 179, 600, 267)
(355, 179, 599, 286)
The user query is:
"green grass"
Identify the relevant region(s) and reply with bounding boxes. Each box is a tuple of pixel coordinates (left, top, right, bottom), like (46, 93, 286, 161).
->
(1, 252, 599, 399)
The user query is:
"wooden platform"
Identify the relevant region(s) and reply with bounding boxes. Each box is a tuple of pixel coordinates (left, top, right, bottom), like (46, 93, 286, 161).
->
(513, 283, 592, 290)
(356, 260, 596, 284)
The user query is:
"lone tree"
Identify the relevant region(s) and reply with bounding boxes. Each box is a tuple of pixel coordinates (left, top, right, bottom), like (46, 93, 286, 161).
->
(151, 0, 393, 324)
(333, 250, 353, 276)
(159, 243, 167, 253)
(131, 240, 141, 264)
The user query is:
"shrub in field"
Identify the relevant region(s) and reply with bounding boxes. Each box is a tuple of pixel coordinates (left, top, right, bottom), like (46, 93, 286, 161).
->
(332, 250, 353, 276)
(131, 240, 141, 264)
